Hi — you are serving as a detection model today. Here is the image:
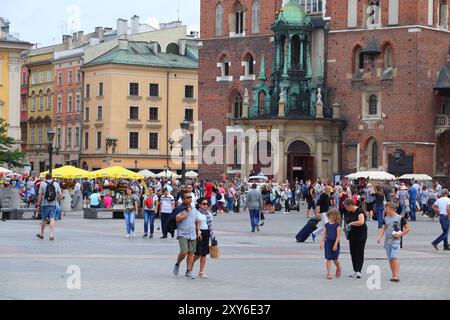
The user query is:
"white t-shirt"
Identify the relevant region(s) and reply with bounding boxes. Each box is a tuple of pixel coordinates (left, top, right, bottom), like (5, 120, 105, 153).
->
(434, 197, 450, 215)
(160, 195, 174, 213)
(197, 210, 211, 230)
(74, 182, 81, 192)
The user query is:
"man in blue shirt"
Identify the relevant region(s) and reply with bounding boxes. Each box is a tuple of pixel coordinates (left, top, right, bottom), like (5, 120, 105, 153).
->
(408, 184, 418, 221)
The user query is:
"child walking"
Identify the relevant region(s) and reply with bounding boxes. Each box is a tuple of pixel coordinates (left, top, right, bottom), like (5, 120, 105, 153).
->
(320, 209, 342, 280)
(377, 202, 410, 282)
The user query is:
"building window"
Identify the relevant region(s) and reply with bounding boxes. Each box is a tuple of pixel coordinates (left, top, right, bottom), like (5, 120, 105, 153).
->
(439, 0, 449, 29)
(46, 90, 51, 110)
(57, 96, 62, 114)
(30, 128, 35, 144)
(369, 94, 378, 115)
(57, 128, 61, 148)
(234, 3, 244, 35)
(372, 141, 379, 168)
(218, 55, 231, 80)
(129, 106, 139, 120)
(22, 72, 27, 85)
(149, 132, 158, 150)
(32, 72, 37, 84)
(68, 128, 72, 147)
(47, 70, 52, 82)
(84, 132, 89, 149)
(215, 2, 224, 36)
(39, 71, 44, 83)
(366, 0, 381, 29)
(384, 45, 393, 69)
(129, 132, 139, 149)
(31, 92, 36, 111)
(98, 82, 103, 96)
(252, 0, 260, 34)
(76, 70, 81, 83)
(129, 83, 139, 96)
(96, 132, 102, 149)
(354, 46, 364, 73)
(68, 71, 73, 84)
(185, 109, 194, 122)
(185, 85, 194, 99)
(86, 84, 90, 98)
(76, 94, 81, 111)
(233, 94, 243, 119)
(58, 72, 62, 85)
(149, 107, 158, 120)
(149, 83, 159, 97)
(38, 127, 43, 144)
(39, 91, 43, 110)
(85, 107, 90, 122)
(97, 106, 102, 120)
(300, 0, 324, 13)
(75, 127, 80, 147)
(68, 95, 73, 113)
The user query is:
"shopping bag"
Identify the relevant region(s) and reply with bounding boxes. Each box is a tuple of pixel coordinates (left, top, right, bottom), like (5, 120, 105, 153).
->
(209, 244, 220, 259)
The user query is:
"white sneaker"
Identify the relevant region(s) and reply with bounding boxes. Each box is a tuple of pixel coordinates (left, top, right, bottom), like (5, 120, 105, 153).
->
(349, 272, 358, 278)
(131, 232, 135, 238)
(126, 234, 130, 238)
(356, 272, 362, 279)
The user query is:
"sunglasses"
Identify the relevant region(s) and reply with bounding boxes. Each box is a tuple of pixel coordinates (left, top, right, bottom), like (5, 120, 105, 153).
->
(200, 202, 208, 205)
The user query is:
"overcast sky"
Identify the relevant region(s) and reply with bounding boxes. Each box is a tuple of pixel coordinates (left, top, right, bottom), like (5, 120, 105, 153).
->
(2, 0, 200, 47)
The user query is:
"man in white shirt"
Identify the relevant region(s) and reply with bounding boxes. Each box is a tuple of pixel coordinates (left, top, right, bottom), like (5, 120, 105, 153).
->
(431, 189, 450, 251)
(435, 182, 443, 197)
(74, 181, 81, 192)
(160, 188, 175, 239)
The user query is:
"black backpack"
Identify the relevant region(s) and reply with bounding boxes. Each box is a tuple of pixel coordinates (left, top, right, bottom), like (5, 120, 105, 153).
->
(44, 181, 57, 202)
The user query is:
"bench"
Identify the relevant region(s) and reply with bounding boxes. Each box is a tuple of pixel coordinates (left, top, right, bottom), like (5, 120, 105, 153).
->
(83, 208, 144, 220)
(0, 208, 38, 220)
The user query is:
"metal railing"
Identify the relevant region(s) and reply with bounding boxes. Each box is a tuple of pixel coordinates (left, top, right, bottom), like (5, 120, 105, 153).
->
(436, 114, 449, 128)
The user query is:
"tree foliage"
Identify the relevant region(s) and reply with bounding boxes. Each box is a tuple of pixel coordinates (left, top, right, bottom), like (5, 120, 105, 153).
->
(0, 118, 26, 168)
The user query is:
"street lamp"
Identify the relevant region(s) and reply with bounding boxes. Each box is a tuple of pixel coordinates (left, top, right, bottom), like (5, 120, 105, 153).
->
(47, 130, 55, 175)
(168, 119, 191, 185)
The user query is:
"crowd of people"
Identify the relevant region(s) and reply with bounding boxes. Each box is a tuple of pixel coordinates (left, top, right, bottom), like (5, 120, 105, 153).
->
(1, 171, 449, 282)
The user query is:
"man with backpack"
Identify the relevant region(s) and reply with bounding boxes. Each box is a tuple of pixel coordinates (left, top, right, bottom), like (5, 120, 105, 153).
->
(36, 173, 62, 241)
(82, 178, 92, 208)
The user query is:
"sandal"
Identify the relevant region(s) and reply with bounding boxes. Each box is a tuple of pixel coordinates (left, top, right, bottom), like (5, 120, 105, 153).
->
(390, 277, 400, 282)
(49, 237, 54, 241)
(36, 234, 44, 240)
(327, 274, 333, 280)
(336, 268, 342, 278)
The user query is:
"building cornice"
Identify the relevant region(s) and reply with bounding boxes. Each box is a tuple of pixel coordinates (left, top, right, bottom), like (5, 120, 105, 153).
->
(329, 25, 450, 34)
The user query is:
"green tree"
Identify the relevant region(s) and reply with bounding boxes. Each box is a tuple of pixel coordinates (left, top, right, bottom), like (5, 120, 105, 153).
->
(0, 118, 26, 169)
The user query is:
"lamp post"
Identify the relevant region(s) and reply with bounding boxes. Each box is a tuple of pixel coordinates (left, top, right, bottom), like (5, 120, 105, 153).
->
(47, 130, 55, 175)
(169, 119, 190, 185)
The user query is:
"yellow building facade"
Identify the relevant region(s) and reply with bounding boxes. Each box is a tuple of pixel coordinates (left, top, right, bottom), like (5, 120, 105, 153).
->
(80, 39, 198, 173)
(25, 52, 55, 173)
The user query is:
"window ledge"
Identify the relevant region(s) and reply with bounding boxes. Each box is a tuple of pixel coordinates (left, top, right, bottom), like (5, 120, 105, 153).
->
(147, 96, 161, 101)
(240, 75, 256, 81)
(127, 96, 143, 100)
(362, 116, 382, 122)
(216, 76, 233, 82)
(183, 98, 196, 103)
(96, 95, 104, 99)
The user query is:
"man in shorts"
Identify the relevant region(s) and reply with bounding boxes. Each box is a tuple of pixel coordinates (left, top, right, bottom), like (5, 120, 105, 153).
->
(36, 173, 62, 241)
(377, 202, 410, 282)
(173, 190, 201, 279)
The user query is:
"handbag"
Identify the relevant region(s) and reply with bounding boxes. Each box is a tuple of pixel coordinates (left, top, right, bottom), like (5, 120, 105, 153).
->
(344, 224, 351, 240)
(209, 244, 220, 259)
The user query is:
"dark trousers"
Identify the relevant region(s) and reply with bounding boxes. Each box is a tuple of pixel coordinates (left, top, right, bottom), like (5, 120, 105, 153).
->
(349, 237, 367, 273)
(161, 212, 171, 236)
(433, 215, 449, 248)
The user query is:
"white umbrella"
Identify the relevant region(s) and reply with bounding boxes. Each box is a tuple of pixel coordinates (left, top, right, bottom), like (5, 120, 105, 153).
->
(0, 167, 13, 174)
(346, 171, 396, 181)
(156, 170, 181, 178)
(399, 174, 433, 181)
(185, 170, 198, 178)
(137, 169, 156, 178)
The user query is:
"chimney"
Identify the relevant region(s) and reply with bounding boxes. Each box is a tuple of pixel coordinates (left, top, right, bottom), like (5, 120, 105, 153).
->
(119, 38, 128, 50)
(90, 38, 100, 47)
(131, 15, 140, 34)
(179, 39, 186, 56)
(148, 41, 159, 53)
(117, 18, 128, 37)
(95, 27, 104, 41)
(63, 35, 73, 49)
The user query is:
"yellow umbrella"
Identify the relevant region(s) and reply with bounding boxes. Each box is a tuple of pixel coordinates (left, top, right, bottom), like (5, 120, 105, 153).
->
(91, 166, 144, 180)
(40, 166, 93, 179)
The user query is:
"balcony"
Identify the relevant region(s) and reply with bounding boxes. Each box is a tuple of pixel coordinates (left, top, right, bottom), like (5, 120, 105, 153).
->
(436, 114, 450, 136)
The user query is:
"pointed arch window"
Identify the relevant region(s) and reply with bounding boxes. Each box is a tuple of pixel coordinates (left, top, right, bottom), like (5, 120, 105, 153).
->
(39, 91, 43, 111)
(235, 3, 244, 35)
(233, 94, 243, 119)
(215, 2, 224, 36)
(252, 0, 260, 34)
(372, 141, 379, 168)
(384, 45, 393, 69)
(46, 89, 52, 110)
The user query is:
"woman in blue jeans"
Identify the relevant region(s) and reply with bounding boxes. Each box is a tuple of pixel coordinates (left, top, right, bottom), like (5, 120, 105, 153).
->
(141, 187, 159, 239)
(374, 185, 385, 229)
(124, 188, 139, 238)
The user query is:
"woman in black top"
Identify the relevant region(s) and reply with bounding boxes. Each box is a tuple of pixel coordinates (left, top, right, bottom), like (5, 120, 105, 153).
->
(344, 198, 368, 279)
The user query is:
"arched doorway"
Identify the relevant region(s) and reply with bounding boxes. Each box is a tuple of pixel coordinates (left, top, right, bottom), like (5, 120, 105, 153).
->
(287, 140, 314, 182)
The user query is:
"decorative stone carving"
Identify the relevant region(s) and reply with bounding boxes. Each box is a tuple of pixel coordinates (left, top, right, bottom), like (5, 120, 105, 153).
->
(242, 88, 249, 118)
(278, 89, 286, 117)
(316, 88, 324, 118)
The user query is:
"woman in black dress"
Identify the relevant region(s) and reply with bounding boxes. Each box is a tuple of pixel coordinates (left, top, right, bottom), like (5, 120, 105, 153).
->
(344, 198, 368, 279)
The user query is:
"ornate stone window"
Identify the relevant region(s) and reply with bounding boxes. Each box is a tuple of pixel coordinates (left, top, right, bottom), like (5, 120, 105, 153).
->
(217, 54, 233, 81)
(215, 2, 224, 36)
(235, 3, 244, 35)
(252, 0, 260, 34)
(241, 53, 256, 81)
(362, 91, 381, 120)
(384, 45, 393, 69)
(366, 0, 381, 29)
(233, 94, 243, 119)
(369, 95, 378, 115)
